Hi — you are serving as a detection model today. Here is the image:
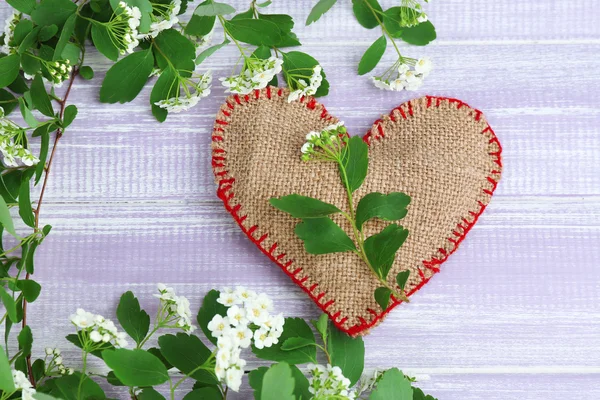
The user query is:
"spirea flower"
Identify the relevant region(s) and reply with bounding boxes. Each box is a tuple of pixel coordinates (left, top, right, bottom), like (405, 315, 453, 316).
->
(371, 57, 432, 92)
(43, 348, 74, 376)
(1, 12, 21, 54)
(287, 65, 322, 103)
(306, 363, 356, 400)
(103, 2, 141, 55)
(0, 117, 39, 168)
(154, 70, 212, 114)
(44, 59, 73, 88)
(397, 0, 429, 27)
(300, 121, 347, 162)
(208, 286, 285, 392)
(220, 56, 283, 95)
(70, 308, 129, 349)
(153, 283, 197, 333)
(139, 0, 181, 39)
(12, 370, 36, 400)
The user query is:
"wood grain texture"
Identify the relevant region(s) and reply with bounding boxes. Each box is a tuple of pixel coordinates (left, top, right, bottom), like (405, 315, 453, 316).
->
(1, 0, 599, 399)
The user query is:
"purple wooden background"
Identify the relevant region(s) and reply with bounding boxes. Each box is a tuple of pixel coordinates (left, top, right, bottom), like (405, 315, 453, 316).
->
(1, 0, 600, 399)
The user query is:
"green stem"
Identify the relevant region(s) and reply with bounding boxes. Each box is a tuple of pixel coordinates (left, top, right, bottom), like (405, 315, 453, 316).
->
(362, 0, 405, 62)
(217, 16, 250, 61)
(77, 351, 88, 400)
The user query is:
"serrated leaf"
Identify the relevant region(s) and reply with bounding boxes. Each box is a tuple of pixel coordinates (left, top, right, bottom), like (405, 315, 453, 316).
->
(100, 49, 154, 103)
(401, 20, 437, 46)
(0, 54, 21, 88)
(261, 363, 295, 400)
(249, 364, 310, 400)
(341, 135, 369, 192)
(0, 345, 16, 392)
(355, 192, 411, 231)
(158, 333, 217, 385)
(197, 289, 228, 345)
(295, 217, 356, 255)
(116, 291, 150, 345)
(194, 2, 236, 16)
(358, 35, 386, 75)
(252, 317, 316, 364)
(31, 74, 54, 117)
(91, 24, 119, 61)
(306, 0, 337, 25)
(31, 0, 77, 26)
(270, 194, 341, 219)
(396, 270, 410, 290)
(413, 387, 438, 400)
(195, 40, 229, 65)
(225, 18, 282, 47)
(17, 279, 41, 302)
(352, 0, 383, 29)
(281, 336, 315, 351)
(369, 368, 413, 400)
(364, 224, 409, 280)
(328, 321, 364, 386)
(102, 349, 169, 387)
(374, 286, 392, 311)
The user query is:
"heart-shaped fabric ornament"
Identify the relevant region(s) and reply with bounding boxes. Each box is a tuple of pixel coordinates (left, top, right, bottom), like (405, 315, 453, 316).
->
(211, 87, 502, 336)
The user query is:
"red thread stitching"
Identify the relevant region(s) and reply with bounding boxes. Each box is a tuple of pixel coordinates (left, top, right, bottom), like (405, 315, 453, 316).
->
(211, 89, 502, 336)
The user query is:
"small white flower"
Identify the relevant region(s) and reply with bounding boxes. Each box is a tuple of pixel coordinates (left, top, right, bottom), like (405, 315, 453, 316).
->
(226, 305, 248, 327)
(225, 367, 243, 392)
(234, 286, 257, 304)
(45, 347, 54, 356)
(287, 89, 303, 103)
(217, 291, 239, 307)
(232, 325, 252, 348)
(54, 356, 63, 365)
(207, 315, 231, 337)
(417, 13, 428, 23)
(414, 57, 433, 77)
(301, 142, 314, 154)
(245, 302, 268, 325)
(371, 77, 393, 91)
(70, 308, 96, 328)
(253, 327, 276, 349)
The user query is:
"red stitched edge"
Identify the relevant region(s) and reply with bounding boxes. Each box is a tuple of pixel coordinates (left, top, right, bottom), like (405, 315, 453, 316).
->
(211, 88, 503, 336)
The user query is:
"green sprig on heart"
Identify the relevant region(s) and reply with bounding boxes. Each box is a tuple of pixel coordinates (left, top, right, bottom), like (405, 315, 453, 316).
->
(270, 125, 412, 311)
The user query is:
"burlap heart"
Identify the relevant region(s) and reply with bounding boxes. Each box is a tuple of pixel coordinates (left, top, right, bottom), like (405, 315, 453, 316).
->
(211, 87, 502, 336)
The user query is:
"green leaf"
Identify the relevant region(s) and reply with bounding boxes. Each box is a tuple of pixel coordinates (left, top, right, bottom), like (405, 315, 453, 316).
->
(53, 13, 77, 61)
(150, 67, 177, 122)
(341, 135, 369, 192)
(358, 35, 386, 75)
(7, 0, 36, 14)
(197, 289, 228, 345)
(153, 29, 196, 72)
(17, 279, 41, 302)
(401, 21, 437, 46)
(257, 0, 272, 7)
(311, 313, 328, 343)
(0, 54, 21, 88)
(62, 105, 78, 128)
(116, 291, 150, 345)
(294, 217, 356, 255)
(382, 7, 404, 38)
(24, 241, 37, 274)
(148, 347, 172, 369)
(39, 25, 59, 41)
(33, 393, 61, 400)
(13, 19, 33, 47)
(352, 0, 383, 29)
(0, 195, 17, 237)
(107, 371, 125, 386)
(138, 387, 166, 400)
(18, 325, 33, 356)
(364, 224, 409, 279)
(182, 388, 222, 400)
(249, 364, 310, 400)
(396, 270, 410, 291)
(35, 128, 50, 184)
(100, 49, 154, 104)
(328, 321, 364, 386)
(17, 26, 41, 54)
(0, 345, 16, 392)
(369, 368, 413, 400)
(225, 18, 282, 47)
(355, 192, 411, 231)
(413, 387, 438, 400)
(31, 0, 77, 26)
(187, 1, 216, 36)
(31, 74, 55, 117)
(261, 362, 295, 400)
(270, 194, 341, 219)
(0, 286, 18, 322)
(374, 287, 392, 311)
(19, 170, 35, 228)
(60, 43, 80, 65)
(18, 97, 38, 127)
(48, 372, 105, 400)
(195, 40, 229, 65)
(20, 53, 41, 75)
(193, 2, 236, 16)
(158, 333, 217, 384)
(259, 14, 294, 32)
(281, 337, 314, 351)
(306, 0, 337, 25)
(252, 317, 316, 364)
(79, 66, 94, 80)
(91, 24, 119, 61)
(0, 89, 17, 116)
(282, 51, 329, 97)
(102, 348, 170, 387)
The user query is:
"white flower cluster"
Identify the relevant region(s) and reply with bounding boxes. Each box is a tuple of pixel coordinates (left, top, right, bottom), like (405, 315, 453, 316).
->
(0, 115, 39, 168)
(153, 283, 197, 332)
(70, 308, 129, 348)
(220, 57, 283, 95)
(155, 70, 212, 113)
(371, 57, 432, 92)
(45, 59, 73, 88)
(44, 347, 74, 376)
(12, 370, 36, 400)
(398, 1, 429, 27)
(113, 1, 142, 54)
(141, 0, 181, 39)
(307, 363, 356, 400)
(207, 287, 285, 392)
(301, 121, 346, 162)
(1, 12, 21, 54)
(287, 65, 323, 103)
